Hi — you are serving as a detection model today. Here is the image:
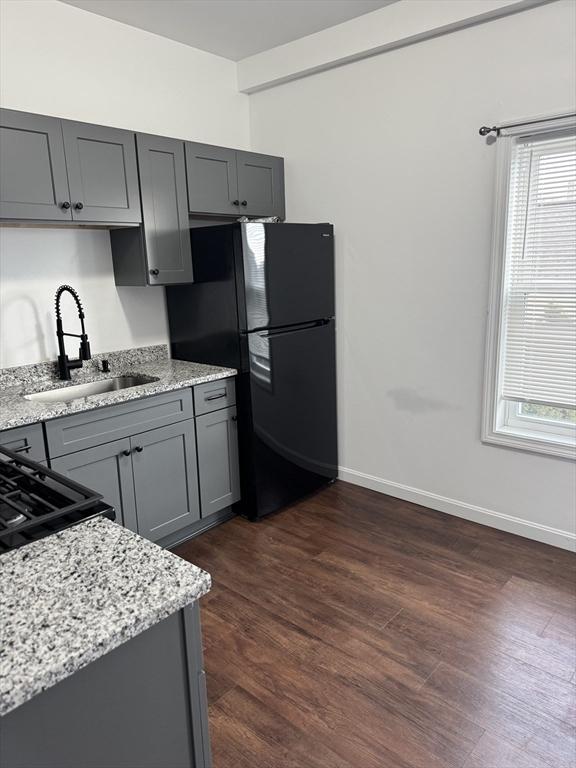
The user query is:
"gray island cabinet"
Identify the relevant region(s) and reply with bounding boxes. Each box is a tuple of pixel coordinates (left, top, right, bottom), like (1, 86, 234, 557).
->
(0, 518, 213, 768)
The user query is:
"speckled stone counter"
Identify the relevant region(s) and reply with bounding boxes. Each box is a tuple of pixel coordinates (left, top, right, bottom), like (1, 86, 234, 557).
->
(0, 517, 211, 716)
(0, 345, 236, 431)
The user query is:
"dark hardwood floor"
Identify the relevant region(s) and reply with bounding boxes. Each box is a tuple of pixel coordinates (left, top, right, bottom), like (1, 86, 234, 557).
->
(174, 481, 576, 768)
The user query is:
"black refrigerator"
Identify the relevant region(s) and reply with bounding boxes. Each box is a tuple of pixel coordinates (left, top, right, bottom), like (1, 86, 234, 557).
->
(166, 222, 338, 520)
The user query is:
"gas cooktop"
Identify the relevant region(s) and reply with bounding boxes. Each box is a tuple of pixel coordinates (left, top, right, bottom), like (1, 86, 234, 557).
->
(0, 447, 114, 553)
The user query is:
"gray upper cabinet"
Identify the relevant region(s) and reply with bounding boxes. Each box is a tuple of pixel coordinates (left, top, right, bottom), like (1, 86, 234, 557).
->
(131, 420, 200, 542)
(1, 108, 286, 232)
(111, 134, 193, 286)
(61, 121, 141, 224)
(196, 406, 240, 518)
(185, 142, 239, 216)
(51, 439, 138, 531)
(236, 151, 285, 219)
(0, 109, 72, 221)
(186, 143, 285, 220)
(137, 133, 193, 284)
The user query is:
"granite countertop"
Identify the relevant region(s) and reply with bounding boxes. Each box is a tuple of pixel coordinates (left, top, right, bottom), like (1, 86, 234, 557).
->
(0, 517, 211, 716)
(0, 345, 237, 431)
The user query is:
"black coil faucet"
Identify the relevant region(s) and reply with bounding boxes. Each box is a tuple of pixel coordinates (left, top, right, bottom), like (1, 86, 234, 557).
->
(55, 285, 91, 380)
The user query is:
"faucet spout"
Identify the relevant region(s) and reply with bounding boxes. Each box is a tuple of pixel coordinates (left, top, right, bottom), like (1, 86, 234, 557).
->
(54, 285, 92, 380)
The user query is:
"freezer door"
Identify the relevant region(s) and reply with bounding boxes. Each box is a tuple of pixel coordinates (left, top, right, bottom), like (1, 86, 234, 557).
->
(239, 320, 338, 519)
(239, 222, 334, 331)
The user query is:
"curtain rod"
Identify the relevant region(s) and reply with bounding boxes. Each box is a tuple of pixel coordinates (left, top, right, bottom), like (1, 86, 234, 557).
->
(479, 112, 576, 137)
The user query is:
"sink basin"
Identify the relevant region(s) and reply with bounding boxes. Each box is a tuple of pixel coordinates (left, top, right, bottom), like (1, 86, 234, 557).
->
(24, 375, 160, 404)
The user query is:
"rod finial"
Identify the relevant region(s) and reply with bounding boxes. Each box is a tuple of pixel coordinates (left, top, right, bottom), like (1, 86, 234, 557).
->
(479, 125, 496, 136)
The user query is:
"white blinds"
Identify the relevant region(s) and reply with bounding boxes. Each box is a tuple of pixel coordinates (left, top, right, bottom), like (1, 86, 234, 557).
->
(500, 130, 576, 409)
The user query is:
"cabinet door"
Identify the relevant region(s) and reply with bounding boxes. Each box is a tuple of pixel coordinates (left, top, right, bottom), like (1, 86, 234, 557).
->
(236, 151, 285, 218)
(61, 120, 141, 223)
(131, 421, 200, 542)
(0, 109, 71, 221)
(185, 142, 239, 216)
(196, 406, 240, 518)
(51, 439, 137, 530)
(137, 134, 193, 284)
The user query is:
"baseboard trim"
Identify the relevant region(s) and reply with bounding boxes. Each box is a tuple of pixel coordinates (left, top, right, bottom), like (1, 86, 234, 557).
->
(338, 467, 576, 552)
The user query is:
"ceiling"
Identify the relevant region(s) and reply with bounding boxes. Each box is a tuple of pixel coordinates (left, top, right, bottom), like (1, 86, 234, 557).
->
(60, 0, 398, 61)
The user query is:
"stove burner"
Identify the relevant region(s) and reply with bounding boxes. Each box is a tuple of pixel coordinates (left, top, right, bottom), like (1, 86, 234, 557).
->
(0, 446, 114, 553)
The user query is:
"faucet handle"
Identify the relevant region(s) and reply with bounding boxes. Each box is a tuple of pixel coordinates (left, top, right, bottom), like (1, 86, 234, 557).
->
(101, 359, 110, 373)
(80, 337, 91, 361)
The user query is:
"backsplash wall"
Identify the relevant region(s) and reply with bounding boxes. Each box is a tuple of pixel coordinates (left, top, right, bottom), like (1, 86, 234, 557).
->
(0, 228, 169, 369)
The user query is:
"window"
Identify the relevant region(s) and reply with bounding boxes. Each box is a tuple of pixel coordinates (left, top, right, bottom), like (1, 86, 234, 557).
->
(483, 116, 576, 459)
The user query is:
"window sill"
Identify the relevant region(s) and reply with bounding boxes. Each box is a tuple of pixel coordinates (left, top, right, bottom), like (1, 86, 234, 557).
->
(482, 426, 576, 460)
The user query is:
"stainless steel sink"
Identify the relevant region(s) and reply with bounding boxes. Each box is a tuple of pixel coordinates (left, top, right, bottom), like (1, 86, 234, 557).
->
(24, 375, 160, 404)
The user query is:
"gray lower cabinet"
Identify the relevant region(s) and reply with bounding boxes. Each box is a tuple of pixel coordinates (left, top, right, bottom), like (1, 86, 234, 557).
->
(0, 603, 212, 768)
(11, 383, 238, 543)
(51, 439, 137, 531)
(61, 120, 141, 224)
(0, 109, 71, 221)
(196, 406, 240, 517)
(111, 134, 193, 286)
(194, 377, 236, 416)
(0, 423, 46, 463)
(130, 420, 200, 541)
(236, 150, 285, 218)
(51, 420, 200, 542)
(185, 142, 239, 216)
(45, 387, 194, 458)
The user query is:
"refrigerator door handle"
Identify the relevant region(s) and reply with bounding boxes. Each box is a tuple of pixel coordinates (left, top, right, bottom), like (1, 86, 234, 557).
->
(256, 319, 332, 338)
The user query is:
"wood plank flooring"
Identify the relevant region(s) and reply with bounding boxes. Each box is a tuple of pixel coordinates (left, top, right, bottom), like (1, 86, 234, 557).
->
(173, 481, 576, 768)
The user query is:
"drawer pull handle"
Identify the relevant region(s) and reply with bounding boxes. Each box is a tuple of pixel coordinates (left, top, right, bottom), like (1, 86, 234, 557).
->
(14, 445, 31, 454)
(134, 446, 144, 453)
(205, 392, 227, 401)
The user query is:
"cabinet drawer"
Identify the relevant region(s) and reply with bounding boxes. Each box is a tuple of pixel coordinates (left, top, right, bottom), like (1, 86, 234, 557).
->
(194, 378, 235, 416)
(45, 389, 193, 458)
(0, 423, 46, 462)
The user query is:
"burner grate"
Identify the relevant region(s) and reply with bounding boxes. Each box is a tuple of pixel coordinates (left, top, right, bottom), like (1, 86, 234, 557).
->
(0, 446, 108, 552)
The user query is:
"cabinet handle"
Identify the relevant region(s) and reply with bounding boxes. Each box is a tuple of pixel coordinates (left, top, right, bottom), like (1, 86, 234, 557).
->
(205, 392, 226, 401)
(74, 202, 84, 210)
(134, 446, 143, 453)
(232, 200, 240, 206)
(60, 201, 71, 210)
(121, 449, 131, 457)
(149, 269, 160, 277)
(14, 445, 31, 454)
(231, 415, 237, 422)
(241, 200, 247, 207)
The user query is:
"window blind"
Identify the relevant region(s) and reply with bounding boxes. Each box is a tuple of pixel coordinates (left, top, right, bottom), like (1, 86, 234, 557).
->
(500, 130, 576, 409)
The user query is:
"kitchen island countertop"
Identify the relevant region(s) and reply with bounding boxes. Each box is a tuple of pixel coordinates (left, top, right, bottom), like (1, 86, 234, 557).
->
(0, 517, 211, 716)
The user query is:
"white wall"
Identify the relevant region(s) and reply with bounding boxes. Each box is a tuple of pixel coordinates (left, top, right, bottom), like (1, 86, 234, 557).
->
(0, 0, 249, 368)
(0, 0, 249, 146)
(249, 0, 576, 547)
(0, 228, 168, 367)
